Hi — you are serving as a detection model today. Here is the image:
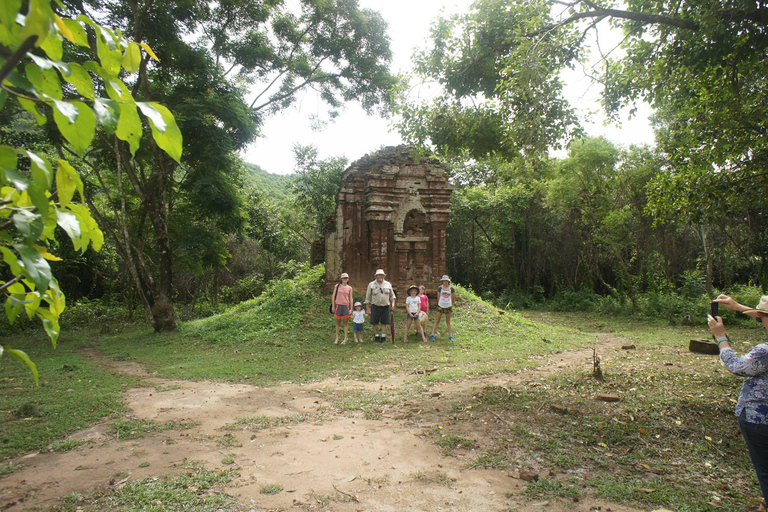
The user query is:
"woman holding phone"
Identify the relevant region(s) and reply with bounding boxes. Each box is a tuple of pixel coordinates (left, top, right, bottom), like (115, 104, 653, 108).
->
(709, 295, 768, 512)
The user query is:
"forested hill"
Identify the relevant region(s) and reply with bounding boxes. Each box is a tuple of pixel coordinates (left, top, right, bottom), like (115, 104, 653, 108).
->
(243, 162, 295, 201)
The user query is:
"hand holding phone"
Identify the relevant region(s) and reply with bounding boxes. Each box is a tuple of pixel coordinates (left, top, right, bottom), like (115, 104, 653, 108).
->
(710, 301, 719, 318)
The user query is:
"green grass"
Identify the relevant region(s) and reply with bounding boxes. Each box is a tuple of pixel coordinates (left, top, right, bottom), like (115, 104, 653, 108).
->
(44, 465, 239, 511)
(108, 419, 200, 440)
(440, 311, 761, 511)
(0, 332, 143, 459)
(89, 266, 597, 387)
(3, 266, 764, 512)
(259, 483, 283, 495)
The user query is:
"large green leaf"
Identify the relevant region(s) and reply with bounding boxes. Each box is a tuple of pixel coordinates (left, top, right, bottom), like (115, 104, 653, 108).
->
(4, 347, 39, 387)
(26, 62, 63, 100)
(28, 53, 70, 75)
(95, 26, 122, 74)
(26, 150, 52, 189)
(53, 101, 95, 155)
(0, 0, 21, 28)
(59, 18, 88, 47)
(62, 63, 94, 99)
(115, 101, 142, 155)
(15, 244, 52, 292)
(93, 98, 120, 134)
(0, 247, 23, 275)
(56, 209, 81, 247)
(19, 0, 54, 43)
(17, 97, 46, 125)
(36, 308, 60, 346)
(0, 146, 17, 172)
(39, 25, 63, 60)
(137, 102, 183, 162)
(55, 159, 84, 208)
(13, 210, 44, 245)
(122, 41, 142, 73)
(26, 182, 49, 217)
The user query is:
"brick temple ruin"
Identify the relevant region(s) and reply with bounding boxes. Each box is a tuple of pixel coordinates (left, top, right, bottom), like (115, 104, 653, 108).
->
(313, 145, 454, 298)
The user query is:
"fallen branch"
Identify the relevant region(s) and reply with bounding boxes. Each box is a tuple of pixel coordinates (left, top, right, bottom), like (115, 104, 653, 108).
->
(333, 484, 359, 503)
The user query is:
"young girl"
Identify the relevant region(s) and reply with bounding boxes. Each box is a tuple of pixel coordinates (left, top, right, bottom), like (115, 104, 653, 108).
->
(331, 273, 353, 344)
(430, 275, 455, 341)
(418, 284, 429, 325)
(352, 302, 366, 343)
(403, 284, 427, 343)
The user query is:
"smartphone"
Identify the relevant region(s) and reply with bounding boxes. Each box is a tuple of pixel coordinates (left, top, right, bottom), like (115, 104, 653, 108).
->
(710, 301, 719, 318)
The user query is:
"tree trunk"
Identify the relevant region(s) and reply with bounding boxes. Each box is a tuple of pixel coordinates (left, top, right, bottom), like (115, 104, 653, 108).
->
(698, 225, 714, 297)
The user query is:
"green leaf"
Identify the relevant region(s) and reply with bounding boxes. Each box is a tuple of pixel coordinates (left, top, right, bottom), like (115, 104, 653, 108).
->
(61, 63, 94, 99)
(13, 210, 44, 245)
(0, 247, 22, 275)
(56, 209, 81, 248)
(66, 203, 102, 251)
(5, 168, 29, 190)
(27, 182, 49, 217)
(25, 62, 63, 100)
(36, 308, 60, 346)
(39, 24, 63, 60)
(0, 89, 8, 110)
(115, 101, 142, 156)
(95, 25, 122, 75)
(0, 0, 21, 28)
(5, 297, 23, 325)
(15, 243, 52, 292)
(4, 348, 39, 387)
(59, 18, 88, 47)
(17, 97, 46, 125)
(26, 150, 52, 189)
(53, 101, 95, 155)
(137, 102, 183, 162)
(23, 291, 42, 320)
(93, 98, 120, 134)
(0, 146, 18, 172)
(4, 70, 35, 94)
(19, 0, 54, 43)
(55, 160, 83, 208)
(122, 41, 142, 73)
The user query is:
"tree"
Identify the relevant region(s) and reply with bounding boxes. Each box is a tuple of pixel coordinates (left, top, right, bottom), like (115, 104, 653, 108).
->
(291, 144, 347, 233)
(395, 0, 583, 161)
(0, 0, 181, 381)
(50, 0, 397, 331)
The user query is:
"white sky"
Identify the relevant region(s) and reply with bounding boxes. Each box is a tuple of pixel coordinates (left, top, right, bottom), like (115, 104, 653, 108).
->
(241, 0, 655, 175)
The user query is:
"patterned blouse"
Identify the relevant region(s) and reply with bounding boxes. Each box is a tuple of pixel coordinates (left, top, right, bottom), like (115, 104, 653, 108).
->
(720, 343, 768, 425)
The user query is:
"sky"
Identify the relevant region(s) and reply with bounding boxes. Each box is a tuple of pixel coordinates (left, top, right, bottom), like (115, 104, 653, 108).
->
(241, 0, 656, 175)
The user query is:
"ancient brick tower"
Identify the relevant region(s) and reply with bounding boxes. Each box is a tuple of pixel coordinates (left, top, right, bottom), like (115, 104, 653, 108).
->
(314, 145, 454, 297)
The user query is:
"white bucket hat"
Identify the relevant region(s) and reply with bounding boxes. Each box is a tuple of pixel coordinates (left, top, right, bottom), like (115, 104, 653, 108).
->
(375, 269, 386, 276)
(744, 295, 768, 317)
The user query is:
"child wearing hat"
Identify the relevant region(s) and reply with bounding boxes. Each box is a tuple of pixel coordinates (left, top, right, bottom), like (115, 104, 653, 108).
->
(352, 302, 366, 343)
(403, 284, 427, 343)
(430, 275, 455, 341)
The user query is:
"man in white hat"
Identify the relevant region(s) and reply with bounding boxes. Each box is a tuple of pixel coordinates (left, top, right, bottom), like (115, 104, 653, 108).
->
(364, 269, 396, 343)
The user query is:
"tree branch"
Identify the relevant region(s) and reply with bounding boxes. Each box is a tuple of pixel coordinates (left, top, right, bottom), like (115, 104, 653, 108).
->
(0, 36, 38, 85)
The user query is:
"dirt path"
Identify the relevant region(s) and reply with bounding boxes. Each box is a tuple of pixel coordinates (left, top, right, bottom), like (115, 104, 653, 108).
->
(0, 335, 651, 512)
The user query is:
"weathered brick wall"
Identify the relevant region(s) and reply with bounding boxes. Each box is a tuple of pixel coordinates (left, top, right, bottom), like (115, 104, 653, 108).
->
(322, 146, 453, 300)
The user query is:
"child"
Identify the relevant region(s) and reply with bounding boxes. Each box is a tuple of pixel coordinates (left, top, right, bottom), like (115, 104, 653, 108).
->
(352, 302, 366, 343)
(403, 284, 427, 343)
(418, 284, 429, 326)
(430, 275, 455, 341)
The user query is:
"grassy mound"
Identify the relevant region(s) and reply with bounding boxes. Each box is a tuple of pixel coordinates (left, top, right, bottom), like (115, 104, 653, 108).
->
(181, 264, 326, 345)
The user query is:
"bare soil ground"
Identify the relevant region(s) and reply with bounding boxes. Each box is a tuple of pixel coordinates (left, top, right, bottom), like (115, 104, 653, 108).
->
(0, 335, 651, 512)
